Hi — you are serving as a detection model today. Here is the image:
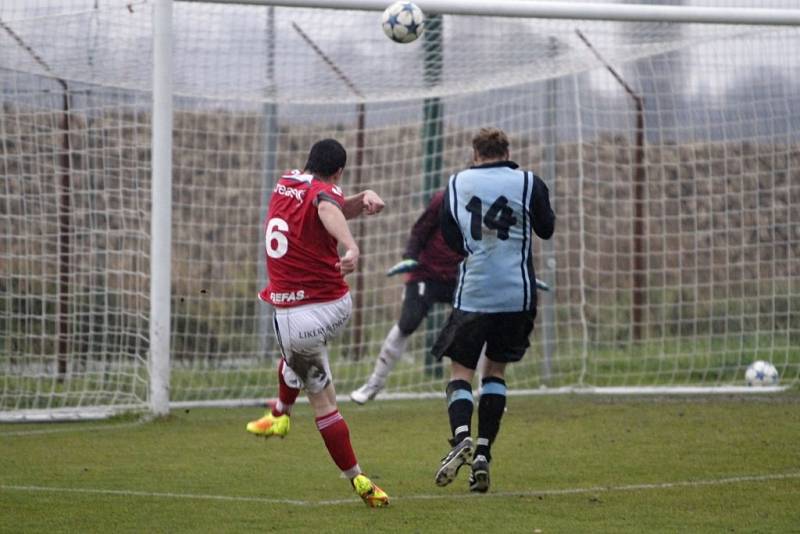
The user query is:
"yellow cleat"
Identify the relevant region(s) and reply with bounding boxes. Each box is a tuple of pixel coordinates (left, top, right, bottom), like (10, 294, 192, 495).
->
(352, 474, 389, 508)
(246, 412, 290, 438)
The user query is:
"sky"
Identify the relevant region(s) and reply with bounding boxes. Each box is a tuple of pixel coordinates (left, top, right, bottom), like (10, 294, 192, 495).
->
(2, 0, 799, 101)
(1, 0, 798, 140)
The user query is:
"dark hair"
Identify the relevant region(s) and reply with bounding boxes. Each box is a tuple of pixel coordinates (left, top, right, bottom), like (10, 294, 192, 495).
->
(472, 127, 509, 160)
(304, 139, 347, 178)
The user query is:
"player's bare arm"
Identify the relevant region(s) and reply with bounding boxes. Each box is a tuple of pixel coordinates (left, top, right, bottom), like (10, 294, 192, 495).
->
(342, 189, 385, 219)
(318, 200, 360, 274)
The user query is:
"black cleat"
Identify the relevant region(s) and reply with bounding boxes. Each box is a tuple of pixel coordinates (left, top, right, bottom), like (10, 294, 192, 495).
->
(435, 437, 473, 487)
(468, 454, 490, 493)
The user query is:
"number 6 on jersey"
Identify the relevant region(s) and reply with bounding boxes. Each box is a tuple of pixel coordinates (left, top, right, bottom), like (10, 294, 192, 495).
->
(266, 217, 288, 258)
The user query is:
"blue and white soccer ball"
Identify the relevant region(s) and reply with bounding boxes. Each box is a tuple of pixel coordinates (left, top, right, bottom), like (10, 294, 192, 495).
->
(745, 360, 779, 386)
(381, 1, 425, 44)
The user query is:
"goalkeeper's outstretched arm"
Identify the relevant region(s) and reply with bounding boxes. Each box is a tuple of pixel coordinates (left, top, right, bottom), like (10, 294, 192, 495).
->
(386, 258, 418, 276)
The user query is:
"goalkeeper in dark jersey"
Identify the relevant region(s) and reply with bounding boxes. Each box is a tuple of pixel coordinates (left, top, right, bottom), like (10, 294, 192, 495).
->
(350, 189, 463, 404)
(432, 127, 556, 493)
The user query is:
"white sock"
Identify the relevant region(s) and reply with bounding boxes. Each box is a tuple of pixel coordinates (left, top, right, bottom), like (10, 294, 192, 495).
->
(274, 399, 293, 416)
(370, 324, 409, 386)
(344, 464, 362, 480)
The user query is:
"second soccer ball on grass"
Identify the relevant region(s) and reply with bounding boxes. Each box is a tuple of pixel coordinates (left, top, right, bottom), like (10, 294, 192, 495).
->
(745, 360, 779, 387)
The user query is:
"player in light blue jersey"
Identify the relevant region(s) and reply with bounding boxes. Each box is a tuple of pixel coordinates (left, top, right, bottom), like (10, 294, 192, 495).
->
(432, 127, 555, 493)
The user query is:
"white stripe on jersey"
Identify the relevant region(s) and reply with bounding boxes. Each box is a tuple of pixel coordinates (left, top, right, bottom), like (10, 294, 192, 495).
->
(521, 171, 534, 309)
(282, 169, 313, 183)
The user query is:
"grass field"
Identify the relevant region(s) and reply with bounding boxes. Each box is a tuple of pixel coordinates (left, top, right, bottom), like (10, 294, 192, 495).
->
(2, 393, 800, 533)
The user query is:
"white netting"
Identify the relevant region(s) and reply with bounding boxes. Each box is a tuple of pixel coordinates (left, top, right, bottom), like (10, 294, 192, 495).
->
(1, 0, 799, 418)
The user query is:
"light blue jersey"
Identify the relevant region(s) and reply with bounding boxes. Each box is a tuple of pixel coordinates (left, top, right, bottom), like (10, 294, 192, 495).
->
(442, 161, 555, 313)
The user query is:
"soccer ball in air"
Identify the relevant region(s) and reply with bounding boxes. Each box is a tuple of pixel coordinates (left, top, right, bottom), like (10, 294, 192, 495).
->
(745, 360, 779, 387)
(382, 1, 425, 44)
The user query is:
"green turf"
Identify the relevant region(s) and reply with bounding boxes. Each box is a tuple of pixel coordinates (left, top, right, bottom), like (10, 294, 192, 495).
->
(2, 394, 800, 533)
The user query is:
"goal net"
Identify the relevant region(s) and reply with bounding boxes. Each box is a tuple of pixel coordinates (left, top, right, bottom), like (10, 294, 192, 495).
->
(2, 0, 798, 420)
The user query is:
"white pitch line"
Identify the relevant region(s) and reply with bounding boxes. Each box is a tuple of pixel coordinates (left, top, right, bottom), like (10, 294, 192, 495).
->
(0, 485, 316, 507)
(0, 420, 150, 437)
(2, 472, 799, 507)
(399, 471, 800, 502)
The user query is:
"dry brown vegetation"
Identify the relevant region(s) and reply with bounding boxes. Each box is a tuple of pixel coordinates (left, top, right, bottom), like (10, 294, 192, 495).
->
(3, 105, 799, 357)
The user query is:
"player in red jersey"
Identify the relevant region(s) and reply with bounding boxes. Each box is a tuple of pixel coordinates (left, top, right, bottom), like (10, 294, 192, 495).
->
(246, 139, 389, 508)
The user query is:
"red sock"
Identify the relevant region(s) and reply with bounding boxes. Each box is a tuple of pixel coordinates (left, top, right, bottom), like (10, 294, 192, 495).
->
(272, 358, 299, 417)
(316, 410, 358, 472)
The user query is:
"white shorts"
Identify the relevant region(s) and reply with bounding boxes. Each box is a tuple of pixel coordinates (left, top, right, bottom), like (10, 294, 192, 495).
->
(272, 293, 351, 394)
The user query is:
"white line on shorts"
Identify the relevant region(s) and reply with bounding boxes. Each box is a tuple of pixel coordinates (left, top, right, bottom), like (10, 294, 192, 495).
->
(2, 472, 799, 507)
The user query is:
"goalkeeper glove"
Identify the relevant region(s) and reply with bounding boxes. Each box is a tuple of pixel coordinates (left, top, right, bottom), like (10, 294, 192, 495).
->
(386, 259, 419, 277)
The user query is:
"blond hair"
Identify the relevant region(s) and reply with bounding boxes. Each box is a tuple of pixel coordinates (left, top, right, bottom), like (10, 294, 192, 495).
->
(472, 127, 509, 160)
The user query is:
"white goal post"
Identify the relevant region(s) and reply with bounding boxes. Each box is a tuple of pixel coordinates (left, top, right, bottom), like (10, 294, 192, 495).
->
(1, 0, 798, 421)
(199, 0, 800, 26)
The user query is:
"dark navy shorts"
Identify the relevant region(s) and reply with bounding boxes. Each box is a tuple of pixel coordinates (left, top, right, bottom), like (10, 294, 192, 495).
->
(431, 308, 536, 369)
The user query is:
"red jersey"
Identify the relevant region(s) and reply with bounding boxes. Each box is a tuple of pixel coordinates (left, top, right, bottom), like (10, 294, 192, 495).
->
(259, 169, 349, 307)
